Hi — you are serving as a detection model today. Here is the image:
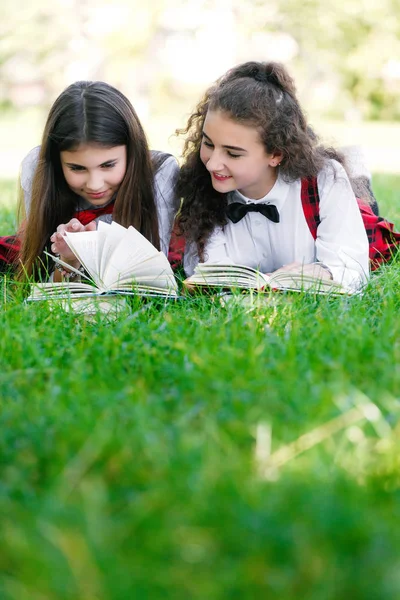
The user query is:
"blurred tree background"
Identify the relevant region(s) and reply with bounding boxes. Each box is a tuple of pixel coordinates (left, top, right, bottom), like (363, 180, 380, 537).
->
(0, 0, 399, 179)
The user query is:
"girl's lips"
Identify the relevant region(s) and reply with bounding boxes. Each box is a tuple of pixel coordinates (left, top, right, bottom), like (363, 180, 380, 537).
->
(86, 191, 108, 199)
(212, 173, 232, 182)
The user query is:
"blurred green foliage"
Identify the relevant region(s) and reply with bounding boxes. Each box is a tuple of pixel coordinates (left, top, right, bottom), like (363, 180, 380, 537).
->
(0, 0, 400, 120)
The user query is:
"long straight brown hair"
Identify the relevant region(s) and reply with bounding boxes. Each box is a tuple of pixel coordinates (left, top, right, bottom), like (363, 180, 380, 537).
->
(20, 81, 165, 279)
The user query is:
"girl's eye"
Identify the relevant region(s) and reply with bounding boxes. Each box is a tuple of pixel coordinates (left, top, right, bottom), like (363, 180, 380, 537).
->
(101, 162, 116, 169)
(202, 140, 214, 148)
(227, 152, 241, 159)
(69, 165, 85, 172)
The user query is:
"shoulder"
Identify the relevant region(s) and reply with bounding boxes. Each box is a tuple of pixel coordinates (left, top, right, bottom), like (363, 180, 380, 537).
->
(20, 145, 41, 190)
(152, 152, 179, 185)
(151, 151, 180, 212)
(151, 151, 179, 172)
(316, 158, 358, 217)
(317, 158, 349, 190)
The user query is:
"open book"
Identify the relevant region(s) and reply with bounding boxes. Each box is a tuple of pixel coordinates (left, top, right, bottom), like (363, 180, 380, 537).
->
(28, 221, 178, 304)
(184, 263, 360, 296)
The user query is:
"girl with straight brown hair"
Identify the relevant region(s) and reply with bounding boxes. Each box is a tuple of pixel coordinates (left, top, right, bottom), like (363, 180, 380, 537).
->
(17, 80, 179, 280)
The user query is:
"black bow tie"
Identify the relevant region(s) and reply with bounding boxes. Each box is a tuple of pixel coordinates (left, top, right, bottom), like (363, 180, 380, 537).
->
(226, 201, 280, 224)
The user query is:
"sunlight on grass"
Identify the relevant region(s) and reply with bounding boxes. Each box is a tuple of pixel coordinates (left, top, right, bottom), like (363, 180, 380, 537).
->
(255, 388, 391, 480)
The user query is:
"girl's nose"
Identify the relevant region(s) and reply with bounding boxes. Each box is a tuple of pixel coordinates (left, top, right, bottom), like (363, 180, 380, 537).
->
(86, 171, 104, 191)
(205, 151, 224, 173)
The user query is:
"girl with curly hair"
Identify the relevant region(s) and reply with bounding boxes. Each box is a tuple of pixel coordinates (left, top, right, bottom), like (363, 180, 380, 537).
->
(175, 61, 398, 291)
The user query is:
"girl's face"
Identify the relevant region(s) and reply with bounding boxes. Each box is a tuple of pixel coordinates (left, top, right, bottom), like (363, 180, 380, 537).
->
(200, 110, 281, 199)
(60, 143, 127, 206)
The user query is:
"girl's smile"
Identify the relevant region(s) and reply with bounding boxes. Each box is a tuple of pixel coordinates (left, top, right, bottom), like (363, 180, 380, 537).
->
(212, 173, 233, 182)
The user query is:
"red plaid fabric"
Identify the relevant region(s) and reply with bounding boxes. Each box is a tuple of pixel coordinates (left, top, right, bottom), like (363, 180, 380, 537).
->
(0, 204, 115, 271)
(300, 178, 321, 238)
(0, 235, 20, 271)
(167, 222, 185, 271)
(301, 176, 400, 270)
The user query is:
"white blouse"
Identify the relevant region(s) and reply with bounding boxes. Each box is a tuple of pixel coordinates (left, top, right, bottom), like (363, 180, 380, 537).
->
(20, 146, 180, 257)
(184, 159, 370, 291)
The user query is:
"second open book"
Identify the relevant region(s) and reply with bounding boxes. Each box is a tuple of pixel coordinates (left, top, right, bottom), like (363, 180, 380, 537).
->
(184, 263, 360, 295)
(29, 221, 178, 300)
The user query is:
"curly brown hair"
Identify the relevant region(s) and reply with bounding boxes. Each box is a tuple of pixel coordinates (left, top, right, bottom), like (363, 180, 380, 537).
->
(176, 61, 366, 261)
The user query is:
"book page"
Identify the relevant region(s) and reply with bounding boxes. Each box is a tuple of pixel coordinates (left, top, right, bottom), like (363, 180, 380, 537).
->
(115, 253, 171, 278)
(266, 271, 350, 294)
(102, 226, 160, 288)
(64, 229, 107, 287)
(110, 283, 178, 297)
(196, 263, 262, 276)
(28, 281, 98, 299)
(189, 263, 269, 290)
(98, 221, 127, 278)
(109, 253, 178, 293)
(44, 251, 92, 282)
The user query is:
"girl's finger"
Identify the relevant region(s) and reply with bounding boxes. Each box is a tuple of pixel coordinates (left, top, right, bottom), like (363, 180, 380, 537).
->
(66, 218, 82, 231)
(85, 221, 97, 232)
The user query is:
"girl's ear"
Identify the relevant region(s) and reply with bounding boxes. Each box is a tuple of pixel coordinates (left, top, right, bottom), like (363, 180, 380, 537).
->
(269, 151, 283, 167)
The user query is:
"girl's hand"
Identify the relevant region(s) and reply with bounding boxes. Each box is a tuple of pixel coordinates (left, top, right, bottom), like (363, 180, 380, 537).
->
(268, 261, 333, 281)
(50, 218, 96, 265)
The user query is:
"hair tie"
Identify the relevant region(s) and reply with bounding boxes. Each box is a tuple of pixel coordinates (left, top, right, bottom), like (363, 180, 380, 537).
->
(250, 67, 269, 84)
(250, 66, 284, 93)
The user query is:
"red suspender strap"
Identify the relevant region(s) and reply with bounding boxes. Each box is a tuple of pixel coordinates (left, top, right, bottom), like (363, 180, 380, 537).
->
(300, 177, 320, 240)
(300, 176, 400, 270)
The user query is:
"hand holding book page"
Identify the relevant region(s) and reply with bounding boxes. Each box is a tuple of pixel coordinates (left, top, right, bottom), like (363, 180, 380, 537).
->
(29, 221, 178, 299)
(183, 263, 362, 296)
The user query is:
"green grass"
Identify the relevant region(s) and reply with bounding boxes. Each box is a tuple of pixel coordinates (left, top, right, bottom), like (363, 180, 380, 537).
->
(373, 173, 400, 222)
(1, 177, 400, 599)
